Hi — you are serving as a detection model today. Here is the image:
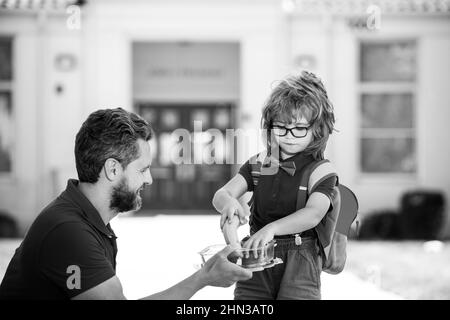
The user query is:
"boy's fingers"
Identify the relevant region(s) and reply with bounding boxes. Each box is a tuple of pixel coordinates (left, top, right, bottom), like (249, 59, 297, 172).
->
(238, 197, 250, 215)
(226, 208, 236, 222)
(242, 237, 252, 250)
(241, 202, 251, 217)
(254, 239, 263, 251)
(236, 205, 246, 220)
(236, 206, 247, 225)
(253, 240, 262, 258)
(220, 214, 226, 229)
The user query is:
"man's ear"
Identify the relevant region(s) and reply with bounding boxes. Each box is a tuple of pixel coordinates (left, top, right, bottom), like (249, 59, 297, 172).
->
(104, 158, 123, 181)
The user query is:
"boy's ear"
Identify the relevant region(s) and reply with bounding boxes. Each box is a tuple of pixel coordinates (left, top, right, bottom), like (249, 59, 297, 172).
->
(104, 158, 124, 181)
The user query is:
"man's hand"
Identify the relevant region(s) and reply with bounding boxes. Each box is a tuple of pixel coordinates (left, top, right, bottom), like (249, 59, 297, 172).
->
(200, 245, 254, 287)
(219, 198, 250, 229)
(242, 224, 276, 258)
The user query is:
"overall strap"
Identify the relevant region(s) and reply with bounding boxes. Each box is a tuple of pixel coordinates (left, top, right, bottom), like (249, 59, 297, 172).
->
(249, 153, 263, 187)
(247, 153, 265, 209)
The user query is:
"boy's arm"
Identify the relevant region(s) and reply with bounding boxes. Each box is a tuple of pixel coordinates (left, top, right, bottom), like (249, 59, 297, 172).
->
(213, 174, 250, 246)
(242, 192, 330, 250)
(212, 174, 250, 227)
(222, 214, 241, 245)
(212, 174, 248, 210)
(272, 173, 338, 235)
(271, 192, 331, 235)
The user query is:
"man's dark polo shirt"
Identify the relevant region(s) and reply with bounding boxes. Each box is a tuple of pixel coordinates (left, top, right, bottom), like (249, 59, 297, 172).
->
(0, 179, 118, 300)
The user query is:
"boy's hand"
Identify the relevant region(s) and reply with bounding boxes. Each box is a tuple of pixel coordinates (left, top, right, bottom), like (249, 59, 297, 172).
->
(242, 224, 276, 258)
(222, 215, 241, 246)
(219, 198, 250, 229)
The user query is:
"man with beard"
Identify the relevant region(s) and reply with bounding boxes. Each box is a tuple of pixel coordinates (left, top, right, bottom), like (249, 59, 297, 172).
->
(0, 108, 253, 300)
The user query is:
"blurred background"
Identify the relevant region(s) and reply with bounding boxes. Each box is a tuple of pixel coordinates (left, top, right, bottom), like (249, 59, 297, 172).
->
(0, 0, 449, 299)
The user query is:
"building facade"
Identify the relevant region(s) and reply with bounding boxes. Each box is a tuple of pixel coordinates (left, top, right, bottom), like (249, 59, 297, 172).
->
(1, 0, 449, 236)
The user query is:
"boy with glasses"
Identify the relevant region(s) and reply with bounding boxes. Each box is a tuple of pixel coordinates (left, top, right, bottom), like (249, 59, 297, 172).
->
(213, 71, 337, 300)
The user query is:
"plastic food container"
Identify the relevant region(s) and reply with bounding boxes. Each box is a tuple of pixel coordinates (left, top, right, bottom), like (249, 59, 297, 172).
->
(235, 240, 276, 268)
(198, 241, 282, 270)
(198, 244, 226, 265)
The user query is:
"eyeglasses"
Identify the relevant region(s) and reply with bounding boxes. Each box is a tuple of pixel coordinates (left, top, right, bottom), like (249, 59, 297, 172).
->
(271, 125, 310, 138)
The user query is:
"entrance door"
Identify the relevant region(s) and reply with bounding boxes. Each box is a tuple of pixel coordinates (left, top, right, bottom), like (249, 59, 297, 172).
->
(136, 102, 235, 211)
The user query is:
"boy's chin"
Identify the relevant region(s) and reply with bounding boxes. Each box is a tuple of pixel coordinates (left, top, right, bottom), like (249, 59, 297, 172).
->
(280, 145, 303, 155)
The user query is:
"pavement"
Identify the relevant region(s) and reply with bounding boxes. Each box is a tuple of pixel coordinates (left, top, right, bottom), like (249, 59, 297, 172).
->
(0, 214, 403, 300)
(111, 214, 403, 300)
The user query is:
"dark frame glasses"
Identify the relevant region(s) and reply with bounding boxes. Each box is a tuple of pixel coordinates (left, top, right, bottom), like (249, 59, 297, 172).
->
(270, 125, 310, 138)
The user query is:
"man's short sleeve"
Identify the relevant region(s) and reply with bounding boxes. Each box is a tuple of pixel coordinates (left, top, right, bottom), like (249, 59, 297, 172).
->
(238, 160, 254, 192)
(39, 222, 116, 299)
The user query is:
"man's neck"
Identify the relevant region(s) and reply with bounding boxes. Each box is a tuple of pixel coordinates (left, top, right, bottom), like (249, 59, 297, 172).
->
(78, 182, 116, 225)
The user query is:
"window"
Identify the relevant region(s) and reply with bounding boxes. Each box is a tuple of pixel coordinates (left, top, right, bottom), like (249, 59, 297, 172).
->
(0, 37, 13, 174)
(359, 41, 416, 174)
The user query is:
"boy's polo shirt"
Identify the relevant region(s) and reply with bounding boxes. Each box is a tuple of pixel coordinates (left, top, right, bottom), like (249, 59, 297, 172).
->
(239, 152, 337, 232)
(0, 179, 117, 300)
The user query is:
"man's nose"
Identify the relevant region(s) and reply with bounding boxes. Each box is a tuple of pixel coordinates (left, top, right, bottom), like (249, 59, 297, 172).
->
(144, 170, 153, 186)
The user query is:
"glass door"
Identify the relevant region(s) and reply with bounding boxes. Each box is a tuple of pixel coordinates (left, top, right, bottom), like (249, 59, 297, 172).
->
(136, 102, 235, 211)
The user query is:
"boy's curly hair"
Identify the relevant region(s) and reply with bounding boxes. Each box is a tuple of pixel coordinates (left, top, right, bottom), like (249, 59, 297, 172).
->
(261, 71, 335, 160)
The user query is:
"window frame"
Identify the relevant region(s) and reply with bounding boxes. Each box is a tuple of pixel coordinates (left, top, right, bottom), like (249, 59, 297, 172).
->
(357, 38, 418, 180)
(0, 35, 15, 180)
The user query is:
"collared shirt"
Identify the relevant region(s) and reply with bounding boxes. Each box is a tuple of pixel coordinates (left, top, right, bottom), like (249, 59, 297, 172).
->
(0, 179, 117, 300)
(239, 152, 337, 233)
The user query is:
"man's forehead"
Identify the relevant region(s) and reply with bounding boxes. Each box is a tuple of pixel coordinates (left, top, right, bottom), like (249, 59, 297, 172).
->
(137, 138, 151, 150)
(134, 139, 152, 164)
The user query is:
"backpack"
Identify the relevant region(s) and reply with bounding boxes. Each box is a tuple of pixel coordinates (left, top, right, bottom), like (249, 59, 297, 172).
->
(248, 156, 359, 275)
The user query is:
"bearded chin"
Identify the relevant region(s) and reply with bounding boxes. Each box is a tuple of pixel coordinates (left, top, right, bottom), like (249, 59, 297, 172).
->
(110, 178, 142, 213)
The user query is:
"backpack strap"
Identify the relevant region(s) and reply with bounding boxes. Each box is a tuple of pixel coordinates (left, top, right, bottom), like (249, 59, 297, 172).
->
(303, 161, 341, 260)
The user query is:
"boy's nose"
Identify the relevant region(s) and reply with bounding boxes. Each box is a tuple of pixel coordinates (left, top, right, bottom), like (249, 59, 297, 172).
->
(284, 131, 297, 139)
